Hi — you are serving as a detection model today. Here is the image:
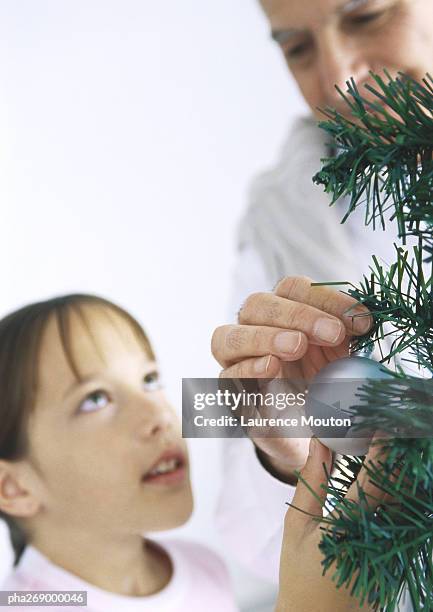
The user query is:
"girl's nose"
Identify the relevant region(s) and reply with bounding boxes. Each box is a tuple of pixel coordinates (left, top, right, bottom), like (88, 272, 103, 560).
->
(135, 394, 176, 440)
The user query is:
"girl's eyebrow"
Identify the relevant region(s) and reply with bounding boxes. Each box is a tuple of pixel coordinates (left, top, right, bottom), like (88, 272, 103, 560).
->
(62, 374, 98, 400)
(62, 361, 158, 399)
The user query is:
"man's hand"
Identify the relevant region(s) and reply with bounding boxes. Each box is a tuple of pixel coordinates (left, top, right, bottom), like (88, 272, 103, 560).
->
(212, 276, 372, 482)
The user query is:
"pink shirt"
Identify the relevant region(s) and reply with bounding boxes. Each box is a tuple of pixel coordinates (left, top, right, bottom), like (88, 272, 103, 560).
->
(1, 539, 238, 612)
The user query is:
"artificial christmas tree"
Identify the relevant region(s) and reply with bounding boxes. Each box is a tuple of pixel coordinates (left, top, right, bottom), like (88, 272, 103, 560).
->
(300, 72, 433, 611)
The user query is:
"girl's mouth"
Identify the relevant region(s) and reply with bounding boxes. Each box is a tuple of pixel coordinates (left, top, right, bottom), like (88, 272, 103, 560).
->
(141, 450, 187, 486)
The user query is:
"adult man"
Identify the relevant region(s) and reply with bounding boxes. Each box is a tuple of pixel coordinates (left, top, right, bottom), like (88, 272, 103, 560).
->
(213, 0, 433, 608)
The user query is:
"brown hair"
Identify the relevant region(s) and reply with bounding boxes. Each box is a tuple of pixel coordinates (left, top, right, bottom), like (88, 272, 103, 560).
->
(0, 294, 154, 565)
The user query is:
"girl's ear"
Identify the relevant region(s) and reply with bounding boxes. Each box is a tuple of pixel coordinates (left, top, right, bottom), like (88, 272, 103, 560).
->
(0, 461, 40, 518)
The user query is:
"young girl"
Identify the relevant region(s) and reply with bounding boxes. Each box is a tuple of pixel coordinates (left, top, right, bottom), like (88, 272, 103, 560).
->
(0, 294, 237, 611)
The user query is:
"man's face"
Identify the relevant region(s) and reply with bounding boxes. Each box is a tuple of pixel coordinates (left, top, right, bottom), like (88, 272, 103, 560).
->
(260, 0, 433, 118)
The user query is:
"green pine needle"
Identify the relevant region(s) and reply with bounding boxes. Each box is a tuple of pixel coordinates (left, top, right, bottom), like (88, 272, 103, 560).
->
(301, 71, 433, 611)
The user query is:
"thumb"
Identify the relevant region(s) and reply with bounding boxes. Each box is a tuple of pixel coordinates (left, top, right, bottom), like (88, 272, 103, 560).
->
(285, 437, 332, 531)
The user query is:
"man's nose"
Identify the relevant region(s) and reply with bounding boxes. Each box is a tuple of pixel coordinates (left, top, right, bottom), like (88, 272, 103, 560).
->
(317, 33, 370, 108)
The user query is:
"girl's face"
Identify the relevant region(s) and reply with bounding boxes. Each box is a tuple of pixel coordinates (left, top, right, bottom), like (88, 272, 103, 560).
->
(24, 306, 193, 537)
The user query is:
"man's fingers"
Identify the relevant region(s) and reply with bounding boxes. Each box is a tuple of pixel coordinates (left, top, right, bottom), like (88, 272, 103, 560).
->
(212, 324, 308, 368)
(285, 438, 332, 533)
(239, 294, 346, 347)
(322, 339, 351, 363)
(274, 276, 373, 336)
(219, 355, 281, 379)
(214, 276, 371, 372)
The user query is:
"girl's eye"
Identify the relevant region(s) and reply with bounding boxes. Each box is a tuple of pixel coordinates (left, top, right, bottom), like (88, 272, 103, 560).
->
(78, 390, 111, 413)
(143, 371, 161, 391)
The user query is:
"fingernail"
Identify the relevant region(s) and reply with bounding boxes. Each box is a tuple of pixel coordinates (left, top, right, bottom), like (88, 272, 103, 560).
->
(254, 355, 272, 374)
(344, 306, 372, 334)
(313, 318, 343, 343)
(274, 331, 302, 354)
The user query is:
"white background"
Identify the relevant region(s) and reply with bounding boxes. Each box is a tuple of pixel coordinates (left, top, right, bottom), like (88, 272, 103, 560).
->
(0, 1, 306, 609)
